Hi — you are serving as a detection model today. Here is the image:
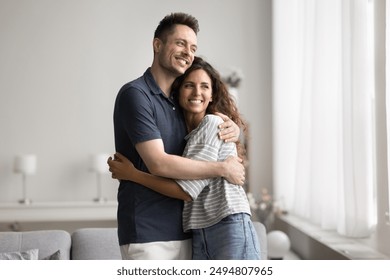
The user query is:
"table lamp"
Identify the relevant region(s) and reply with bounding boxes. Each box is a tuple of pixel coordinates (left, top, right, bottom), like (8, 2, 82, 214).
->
(90, 153, 110, 203)
(14, 154, 37, 204)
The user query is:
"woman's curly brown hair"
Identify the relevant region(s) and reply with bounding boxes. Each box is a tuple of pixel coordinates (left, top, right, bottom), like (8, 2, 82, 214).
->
(172, 56, 248, 159)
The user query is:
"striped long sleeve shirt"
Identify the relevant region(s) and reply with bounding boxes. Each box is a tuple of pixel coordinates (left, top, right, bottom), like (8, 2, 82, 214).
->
(176, 114, 251, 232)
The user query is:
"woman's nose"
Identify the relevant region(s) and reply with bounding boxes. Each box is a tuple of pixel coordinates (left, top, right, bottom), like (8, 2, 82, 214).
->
(193, 86, 202, 95)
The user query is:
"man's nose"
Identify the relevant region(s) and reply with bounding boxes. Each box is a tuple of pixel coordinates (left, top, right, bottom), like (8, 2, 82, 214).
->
(182, 45, 192, 56)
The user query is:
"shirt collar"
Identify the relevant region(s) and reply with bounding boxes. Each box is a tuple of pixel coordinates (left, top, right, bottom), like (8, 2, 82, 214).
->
(144, 68, 165, 96)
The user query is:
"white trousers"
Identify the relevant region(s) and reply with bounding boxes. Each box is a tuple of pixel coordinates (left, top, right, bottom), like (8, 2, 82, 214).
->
(120, 239, 192, 260)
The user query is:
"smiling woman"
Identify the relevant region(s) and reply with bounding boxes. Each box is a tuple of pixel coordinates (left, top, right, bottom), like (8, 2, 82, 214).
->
(178, 69, 213, 131)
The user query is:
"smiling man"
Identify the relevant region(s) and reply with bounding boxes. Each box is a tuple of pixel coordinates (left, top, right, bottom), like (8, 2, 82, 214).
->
(112, 12, 244, 260)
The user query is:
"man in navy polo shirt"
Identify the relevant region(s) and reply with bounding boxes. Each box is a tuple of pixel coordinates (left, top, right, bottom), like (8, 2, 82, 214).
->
(111, 12, 245, 260)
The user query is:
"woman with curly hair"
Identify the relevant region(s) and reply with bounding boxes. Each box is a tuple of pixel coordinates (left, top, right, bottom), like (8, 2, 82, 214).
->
(108, 56, 260, 260)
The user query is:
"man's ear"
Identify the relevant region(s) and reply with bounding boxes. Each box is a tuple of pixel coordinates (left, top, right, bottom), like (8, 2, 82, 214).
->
(153, 38, 162, 53)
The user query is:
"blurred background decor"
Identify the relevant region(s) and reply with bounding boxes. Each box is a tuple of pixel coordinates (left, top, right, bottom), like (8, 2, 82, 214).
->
(13, 154, 37, 204)
(247, 188, 274, 230)
(89, 153, 110, 203)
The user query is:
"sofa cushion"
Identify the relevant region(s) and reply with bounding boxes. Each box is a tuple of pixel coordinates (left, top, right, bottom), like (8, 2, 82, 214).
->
(0, 248, 39, 260)
(71, 228, 121, 260)
(0, 230, 71, 260)
(43, 249, 62, 260)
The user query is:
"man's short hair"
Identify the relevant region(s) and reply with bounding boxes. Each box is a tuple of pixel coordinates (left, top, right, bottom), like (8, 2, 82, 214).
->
(154, 12, 200, 42)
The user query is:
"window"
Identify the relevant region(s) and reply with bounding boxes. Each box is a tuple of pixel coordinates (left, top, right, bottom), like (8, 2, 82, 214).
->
(273, 0, 376, 238)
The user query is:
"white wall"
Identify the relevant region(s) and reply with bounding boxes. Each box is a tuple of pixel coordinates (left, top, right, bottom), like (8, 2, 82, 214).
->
(0, 0, 273, 203)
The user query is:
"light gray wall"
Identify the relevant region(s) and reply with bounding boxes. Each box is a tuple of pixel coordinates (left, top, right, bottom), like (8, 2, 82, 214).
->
(0, 0, 273, 203)
(374, 0, 390, 257)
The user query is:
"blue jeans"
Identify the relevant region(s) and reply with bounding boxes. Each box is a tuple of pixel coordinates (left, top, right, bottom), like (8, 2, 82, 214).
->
(191, 213, 261, 260)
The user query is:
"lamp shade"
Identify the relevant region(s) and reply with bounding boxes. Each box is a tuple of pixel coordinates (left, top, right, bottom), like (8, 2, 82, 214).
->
(267, 230, 291, 259)
(90, 153, 110, 174)
(14, 154, 37, 175)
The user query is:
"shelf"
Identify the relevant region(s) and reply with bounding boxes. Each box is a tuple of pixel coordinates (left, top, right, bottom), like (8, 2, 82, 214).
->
(0, 201, 118, 222)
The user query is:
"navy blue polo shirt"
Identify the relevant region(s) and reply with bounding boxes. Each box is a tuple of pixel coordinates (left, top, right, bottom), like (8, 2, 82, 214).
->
(113, 68, 190, 245)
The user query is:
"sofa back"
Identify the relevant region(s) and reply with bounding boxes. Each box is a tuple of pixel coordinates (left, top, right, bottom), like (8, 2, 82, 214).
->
(71, 228, 121, 260)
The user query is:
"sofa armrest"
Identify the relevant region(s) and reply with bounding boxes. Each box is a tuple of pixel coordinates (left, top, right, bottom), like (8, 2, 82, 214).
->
(71, 228, 121, 260)
(252, 221, 268, 260)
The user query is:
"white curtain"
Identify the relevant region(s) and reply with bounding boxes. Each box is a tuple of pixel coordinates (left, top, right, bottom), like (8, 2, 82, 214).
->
(273, 0, 375, 237)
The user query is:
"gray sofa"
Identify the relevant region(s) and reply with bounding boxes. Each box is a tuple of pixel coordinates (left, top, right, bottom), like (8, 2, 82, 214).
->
(0, 222, 267, 260)
(0, 228, 121, 260)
